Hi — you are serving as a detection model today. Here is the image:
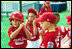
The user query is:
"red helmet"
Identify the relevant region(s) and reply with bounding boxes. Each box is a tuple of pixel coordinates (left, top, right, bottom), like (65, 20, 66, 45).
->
(9, 12, 24, 24)
(28, 8, 39, 18)
(44, 1, 51, 3)
(35, 12, 56, 24)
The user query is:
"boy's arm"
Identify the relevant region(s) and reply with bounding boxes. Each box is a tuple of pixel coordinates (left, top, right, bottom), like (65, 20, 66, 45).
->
(39, 29, 45, 41)
(33, 20, 38, 35)
(23, 24, 32, 39)
(10, 23, 24, 40)
(26, 19, 28, 24)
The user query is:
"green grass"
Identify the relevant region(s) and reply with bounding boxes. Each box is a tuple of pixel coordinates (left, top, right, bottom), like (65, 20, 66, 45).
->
(1, 10, 71, 48)
(57, 10, 71, 27)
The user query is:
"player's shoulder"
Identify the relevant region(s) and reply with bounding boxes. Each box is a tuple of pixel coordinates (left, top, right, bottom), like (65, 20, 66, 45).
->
(41, 6, 45, 9)
(8, 26, 14, 32)
(58, 25, 68, 32)
(58, 25, 66, 29)
(9, 26, 13, 30)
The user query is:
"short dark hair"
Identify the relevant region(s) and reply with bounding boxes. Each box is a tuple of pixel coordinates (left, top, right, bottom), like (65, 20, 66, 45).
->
(30, 11, 37, 15)
(53, 12, 60, 24)
(53, 12, 60, 17)
(26, 11, 37, 19)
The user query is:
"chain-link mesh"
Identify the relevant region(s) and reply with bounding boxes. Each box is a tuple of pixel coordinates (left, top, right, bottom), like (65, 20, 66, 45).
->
(1, 1, 71, 48)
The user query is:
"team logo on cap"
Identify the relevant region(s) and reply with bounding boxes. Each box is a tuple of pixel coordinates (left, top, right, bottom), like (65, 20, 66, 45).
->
(47, 19, 50, 21)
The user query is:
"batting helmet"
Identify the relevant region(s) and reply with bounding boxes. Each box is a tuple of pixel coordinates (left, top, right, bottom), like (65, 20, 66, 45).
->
(9, 12, 24, 24)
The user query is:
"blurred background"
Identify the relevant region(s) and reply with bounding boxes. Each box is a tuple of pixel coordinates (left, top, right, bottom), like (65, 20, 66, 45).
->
(1, 1, 71, 48)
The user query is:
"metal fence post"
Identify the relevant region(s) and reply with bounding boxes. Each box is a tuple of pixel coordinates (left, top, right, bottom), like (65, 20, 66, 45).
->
(19, 1, 22, 13)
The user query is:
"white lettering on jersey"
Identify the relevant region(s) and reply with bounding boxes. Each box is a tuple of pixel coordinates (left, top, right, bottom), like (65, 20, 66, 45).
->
(15, 42, 24, 45)
(13, 37, 27, 45)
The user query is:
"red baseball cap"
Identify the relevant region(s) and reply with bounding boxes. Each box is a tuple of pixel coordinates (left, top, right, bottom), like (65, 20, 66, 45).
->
(9, 12, 24, 23)
(35, 12, 56, 24)
(28, 8, 39, 18)
(65, 15, 71, 25)
(44, 1, 51, 3)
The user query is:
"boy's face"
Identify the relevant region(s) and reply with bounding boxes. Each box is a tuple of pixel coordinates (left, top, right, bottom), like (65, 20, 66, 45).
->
(28, 13, 36, 22)
(11, 19, 20, 27)
(42, 21, 50, 30)
(45, 2, 50, 7)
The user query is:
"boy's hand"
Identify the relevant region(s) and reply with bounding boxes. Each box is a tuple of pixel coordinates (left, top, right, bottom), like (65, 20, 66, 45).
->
(23, 23, 26, 29)
(33, 20, 36, 25)
(19, 23, 24, 29)
(26, 19, 30, 24)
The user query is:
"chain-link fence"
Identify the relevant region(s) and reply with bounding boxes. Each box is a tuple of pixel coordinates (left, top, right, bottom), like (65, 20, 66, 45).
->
(1, 1, 71, 48)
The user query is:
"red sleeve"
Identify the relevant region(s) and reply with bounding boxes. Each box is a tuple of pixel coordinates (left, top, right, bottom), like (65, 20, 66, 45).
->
(40, 7, 44, 15)
(8, 27, 13, 38)
(40, 33, 54, 48)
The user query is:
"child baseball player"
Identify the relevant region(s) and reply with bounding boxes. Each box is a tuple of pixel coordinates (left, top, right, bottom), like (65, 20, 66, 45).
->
(35, 12, 61, 48)
(61, 15, 71, 48)
(26, 8, 41, 48)
(8, 12, 32, 48)
(40, 1, 52, 16)
(35, 12, 68, 48)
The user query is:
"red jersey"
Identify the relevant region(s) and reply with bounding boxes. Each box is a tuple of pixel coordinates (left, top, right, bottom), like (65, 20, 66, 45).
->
(39, 27, 62, 48)
(58, 26, 68, 39)
(39, 26, 69, 48)
(40, 6, 52, 15)
(26, 22, 41, 41)
(8, 26, 27, 48)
